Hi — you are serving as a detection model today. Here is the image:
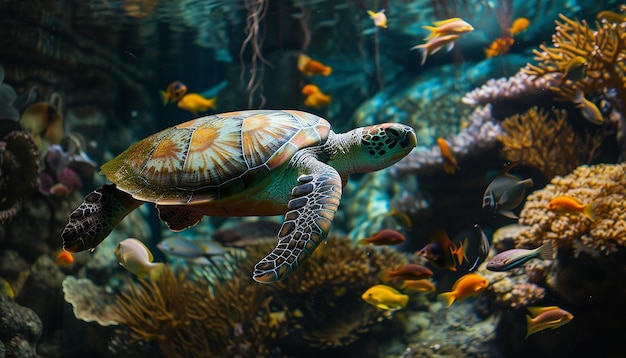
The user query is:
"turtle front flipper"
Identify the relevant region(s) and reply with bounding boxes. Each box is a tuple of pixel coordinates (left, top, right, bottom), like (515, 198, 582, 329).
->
(253, 158, 342, 283)
(61, 184, 142, 252)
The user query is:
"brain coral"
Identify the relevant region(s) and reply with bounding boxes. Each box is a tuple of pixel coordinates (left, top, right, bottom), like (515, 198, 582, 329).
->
(515, 162, 626, 256)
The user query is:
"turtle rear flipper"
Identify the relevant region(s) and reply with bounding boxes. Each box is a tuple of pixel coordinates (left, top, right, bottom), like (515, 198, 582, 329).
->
(253, 158, 342, 283)
(62, 184, 142, 252)
(156, 205, 204, 231)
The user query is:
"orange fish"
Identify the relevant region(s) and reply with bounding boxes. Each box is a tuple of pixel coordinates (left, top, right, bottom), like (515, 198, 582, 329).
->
(436, 138, 459, 174)
(438, 273, 489, 307)
(56, 250, 74, 267)
(484, 36, 514, 58)
(367, 9, 387, 28)
(176, 93, 217, 115)
(302, 84, 332, 109)
(547, 196, 599, 221)
(508, 17, 530, 36)
(383, 264, 433, 281)
(161, 81, 187, 105)
(358, 229, 406, 246)
(417, 230, 468, 271)
(401, 279, 436, 293)
(411, 34, 460, 66)
(298, 54, 332, 76)
(422, 18, 474, 41)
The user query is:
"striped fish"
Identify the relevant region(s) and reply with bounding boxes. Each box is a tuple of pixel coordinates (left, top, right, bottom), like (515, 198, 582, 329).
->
(486, 242, 552, 271)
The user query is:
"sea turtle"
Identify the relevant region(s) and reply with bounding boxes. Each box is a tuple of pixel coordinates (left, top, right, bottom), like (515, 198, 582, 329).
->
(61, 110, 416, 283)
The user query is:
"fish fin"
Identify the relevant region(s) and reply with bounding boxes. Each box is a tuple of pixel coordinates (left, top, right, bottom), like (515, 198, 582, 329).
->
(498, 209, 519, 219)
(410, 45, 429, 66)
(149, 263, 165, 281)
(526, 306, 560, 317)
(536, 242, 554, 260)
(367, 10, 376, 17)
(422, 25, 437, 40)
(521, 178, 534, 187)
(445, 41, 455, 52)
(438, 292, 456, 308)
(468, 257, 481, 272)
(323, 66, 332, 76)
(400, 294, 409, 309)
(432, 17, 462, 26)
(525, 315, 535, 338)
(161, 91, 169, 105)
(583, 201, 600, 221)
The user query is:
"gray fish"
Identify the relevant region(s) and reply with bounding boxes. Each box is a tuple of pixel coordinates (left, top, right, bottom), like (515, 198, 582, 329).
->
(157, 236, 229, 265)
(482, 162, 533, 219)
(469, 224, 490, 271)
(486, 242, 553, 271)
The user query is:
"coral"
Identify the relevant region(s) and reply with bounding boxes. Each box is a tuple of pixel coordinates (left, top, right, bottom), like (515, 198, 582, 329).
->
(0, 120, 39, 224)
(515, 162, 626, 256)
(497, 106, 603, 179)
(524, 13, 626, 113)
(0, 299, 42, 358)
(461, 70, 557, 107)
(62, 276, 120, 326)
(19, 95, 64, 152)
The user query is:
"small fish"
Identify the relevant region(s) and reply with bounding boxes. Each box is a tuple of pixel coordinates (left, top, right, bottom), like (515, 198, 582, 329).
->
(484, 36, 514, 58)
(383, 264, 433, 281)
(161, 81, 187, 105)
(422, 18, 474, 41)
(411, 34, 460, 66)
(0, 277, 15, 299)
(401, 279, 436, 293)
(361, 284, 409, 311)
(508, 17, 530, 36)
(525, 306, 574, 338)
(561, 56, 588, 83)
(596, 10, 626, 24)
(436, 138, 459, 174)
(115, 238, 165, 280)
(482, 161, 534, 219)
(302, 84, 332, 108)
(367, 9, 387, 28)
(547, 195, 599, 221)
(486, 242, 553, 272)
(56, 250, 75, 267)
(359, 229, 406, 246)
(176, 93, 217, 115)
(417, 230, 468, 271)
(469, 224, 490, 272)
(157, 236, 229, 265)
(438, 273, 489, 307)
(298, 54, 332, 76)
(573, 89, 604, 125)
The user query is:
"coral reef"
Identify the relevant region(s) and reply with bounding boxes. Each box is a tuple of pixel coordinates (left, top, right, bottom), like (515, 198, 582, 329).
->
(515, 162, 626, 256)
(0, 298, 42, 358)
(497, 106, 603, 179)
(62, 276, 120, 326)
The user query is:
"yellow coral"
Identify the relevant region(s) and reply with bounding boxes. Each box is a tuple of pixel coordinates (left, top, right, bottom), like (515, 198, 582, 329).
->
(515, 163, 626, 256)
(497, 106, 602, 179)
(524, 13, 626, 111)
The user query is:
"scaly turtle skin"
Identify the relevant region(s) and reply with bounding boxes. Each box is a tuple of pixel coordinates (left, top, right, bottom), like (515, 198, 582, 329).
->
(62, 110, 416, 283)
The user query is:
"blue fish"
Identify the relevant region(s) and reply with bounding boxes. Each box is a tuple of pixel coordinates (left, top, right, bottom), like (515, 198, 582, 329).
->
(157, 236, 229, 265)
(486, 242, 553, 271)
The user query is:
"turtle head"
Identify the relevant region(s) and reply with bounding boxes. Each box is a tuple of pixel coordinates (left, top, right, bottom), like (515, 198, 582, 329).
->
(356, 122, 416, 170)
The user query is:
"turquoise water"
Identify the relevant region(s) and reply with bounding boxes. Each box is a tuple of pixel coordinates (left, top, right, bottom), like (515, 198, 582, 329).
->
(1, 0, 625, 357)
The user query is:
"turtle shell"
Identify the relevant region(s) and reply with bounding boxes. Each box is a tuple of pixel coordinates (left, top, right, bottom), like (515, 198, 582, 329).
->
(101, 110, 331, 204)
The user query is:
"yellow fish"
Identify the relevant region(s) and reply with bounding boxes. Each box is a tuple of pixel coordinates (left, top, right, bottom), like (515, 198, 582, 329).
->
(573, 89, 603, 125)
(436, 138, 459, 174)
(302, 84, 332, 109)
(562, 56, 588, 83)
(438, 273, 489, 307)
(114, 238, 165, 281)
(547, 195, 599, 221)
(161, 81, 187, 105)
(401, 279, 436, 293)
(525, 306, 574, 338)
(508, 17, 530, 36)
(422, 18, 474, 41)
(367, 9, 387, 28)
(1, 277, 15, 299)
(177, 93, 217, 115)
(361, 284, 409, 311)
(298, 54, 332, 76)
(411, 34, 460, 66)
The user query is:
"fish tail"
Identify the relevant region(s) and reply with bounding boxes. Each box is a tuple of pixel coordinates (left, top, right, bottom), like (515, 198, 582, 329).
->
(400, 294, 409, 309)
(149, 263, 166, 281)
(209, 97, 218, 110)
(536, 242, 554, 261)
(323, 66, 332, 76)
(525, 315, 535, 338)
(438, 292, 456, 307)
(422, 25, 437, 40)
(522, 178, 534, 187)
(367, 10, 376, 17)
(412, 45, 428, 66)
(583, 201, 599, 221)
(161, 91, 169, 105)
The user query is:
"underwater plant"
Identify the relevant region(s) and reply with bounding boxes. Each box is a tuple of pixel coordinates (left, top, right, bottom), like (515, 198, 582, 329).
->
(497, 106, 603, 180)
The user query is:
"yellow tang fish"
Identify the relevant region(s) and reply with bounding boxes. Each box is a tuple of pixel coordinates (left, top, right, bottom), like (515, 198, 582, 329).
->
(177, 93, 217, 115)
(361, 284, 409, 311)
(508, 17, 530, 36)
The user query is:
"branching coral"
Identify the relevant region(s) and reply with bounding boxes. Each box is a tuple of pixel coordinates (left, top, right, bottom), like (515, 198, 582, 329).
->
(515, 162, 626, 256)
(524, 13, 626, 113)
(497, 106, 603, 179)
